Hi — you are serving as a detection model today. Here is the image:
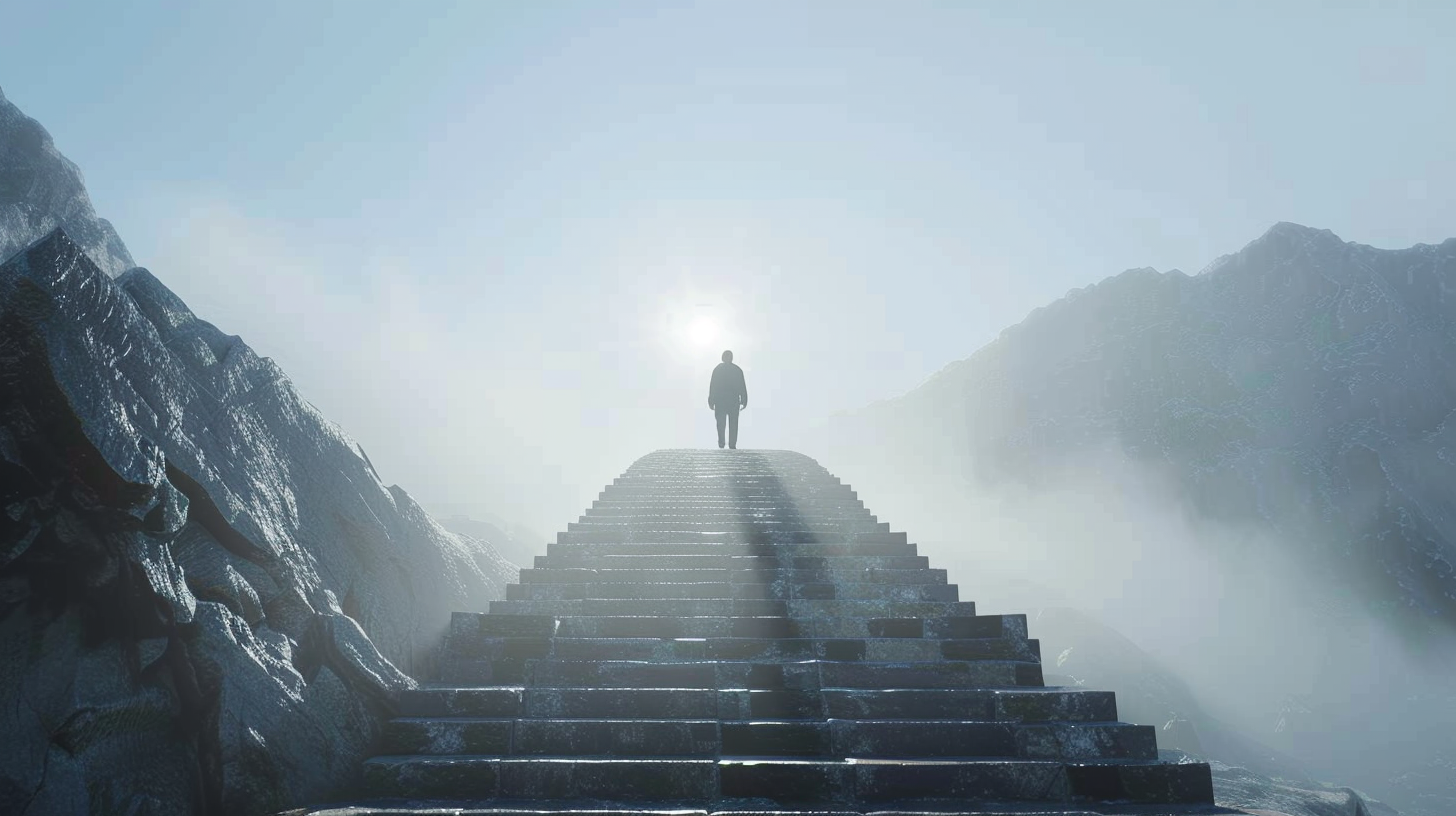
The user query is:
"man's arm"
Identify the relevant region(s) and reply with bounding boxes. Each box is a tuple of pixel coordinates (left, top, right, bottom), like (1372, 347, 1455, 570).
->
(708, 368, 718, 410)
(738, 368, 748, 409)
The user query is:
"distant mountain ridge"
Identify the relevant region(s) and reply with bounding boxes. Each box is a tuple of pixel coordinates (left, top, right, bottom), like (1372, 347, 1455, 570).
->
(808, 222, 1456, 813)
(831, 222, 1456, 629)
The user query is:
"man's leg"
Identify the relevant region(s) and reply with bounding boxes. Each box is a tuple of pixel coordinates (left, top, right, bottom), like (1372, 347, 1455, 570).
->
(715, 409, 727, 448)
(728, 408, 739, 449)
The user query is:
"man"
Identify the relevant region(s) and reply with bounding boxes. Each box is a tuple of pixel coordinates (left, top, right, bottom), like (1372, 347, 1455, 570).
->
(708, 350, 748, 449)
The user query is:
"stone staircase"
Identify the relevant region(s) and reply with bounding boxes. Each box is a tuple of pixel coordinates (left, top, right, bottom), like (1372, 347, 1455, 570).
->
(359, 449, 1215, 812)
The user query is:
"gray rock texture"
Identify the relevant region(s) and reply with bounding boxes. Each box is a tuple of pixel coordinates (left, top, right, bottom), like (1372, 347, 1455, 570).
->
(0, 87, 506, 814)
(0, 86, 134, 276)
(0, 229, 514, 815)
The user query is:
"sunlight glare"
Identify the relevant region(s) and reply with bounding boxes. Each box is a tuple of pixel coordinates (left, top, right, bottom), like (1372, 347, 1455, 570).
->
(685, 314, 720, 348)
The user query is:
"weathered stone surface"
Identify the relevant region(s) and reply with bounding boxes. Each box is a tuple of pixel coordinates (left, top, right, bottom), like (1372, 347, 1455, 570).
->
(351, 450, 1217, 812)
(0, 86, 134, 276)
(0, 204, 510, 813)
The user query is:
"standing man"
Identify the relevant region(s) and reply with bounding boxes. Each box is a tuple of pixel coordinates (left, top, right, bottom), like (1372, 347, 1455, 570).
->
(708, 350, 748, 449)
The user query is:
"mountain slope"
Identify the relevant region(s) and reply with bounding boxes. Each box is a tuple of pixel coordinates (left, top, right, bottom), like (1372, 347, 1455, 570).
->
(0, 85, 133, 275)
(826, 222, 1456, 628)
(0, 228, 516, 815)
(0, 92, 515, 814)
(808, 222, 1456, 815)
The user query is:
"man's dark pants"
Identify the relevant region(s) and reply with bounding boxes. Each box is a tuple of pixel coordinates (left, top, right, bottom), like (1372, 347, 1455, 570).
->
(715, 407, 740, 449)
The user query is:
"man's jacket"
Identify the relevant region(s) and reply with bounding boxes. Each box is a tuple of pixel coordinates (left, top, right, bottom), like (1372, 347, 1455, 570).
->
(709, 362, 748, 410)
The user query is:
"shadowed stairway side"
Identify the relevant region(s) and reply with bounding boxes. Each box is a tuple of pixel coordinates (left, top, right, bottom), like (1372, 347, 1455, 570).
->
(330, 449, 1221, 814)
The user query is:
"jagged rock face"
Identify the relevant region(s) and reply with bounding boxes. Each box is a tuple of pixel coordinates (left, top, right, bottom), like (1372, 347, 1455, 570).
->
(0, 86, 134, 277)
(0, 231, 514, 814)
(829, 223, 1456, 629)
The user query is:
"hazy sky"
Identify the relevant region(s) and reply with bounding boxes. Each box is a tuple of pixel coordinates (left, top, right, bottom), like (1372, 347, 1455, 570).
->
(3, 1, 1453, 531)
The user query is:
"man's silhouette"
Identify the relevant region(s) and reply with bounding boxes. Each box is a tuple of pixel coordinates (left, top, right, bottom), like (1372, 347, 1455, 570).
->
(708, 350, 748, 449)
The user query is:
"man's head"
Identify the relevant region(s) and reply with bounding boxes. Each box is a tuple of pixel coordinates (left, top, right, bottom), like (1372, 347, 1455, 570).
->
(721, 350, 734, 363)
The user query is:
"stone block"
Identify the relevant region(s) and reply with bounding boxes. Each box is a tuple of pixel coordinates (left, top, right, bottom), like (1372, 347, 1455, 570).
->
(721, 721, 830, 756)
(382, 718, 511, 755)
(497, 758, 717, 800)
(512, 719, 719, 757)
(396, 687, 524, 718)
(362, 756, 500, 798)
(1015, 722, 1158, 761)
(719, 760, 854, 803)
(524, 688, 719, 719)
(990, 689, 1118, 723)
(852, 759, 1069, 803)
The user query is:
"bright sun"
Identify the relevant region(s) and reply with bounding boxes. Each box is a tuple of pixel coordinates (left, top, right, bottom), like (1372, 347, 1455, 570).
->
(685, 314, 720, 348)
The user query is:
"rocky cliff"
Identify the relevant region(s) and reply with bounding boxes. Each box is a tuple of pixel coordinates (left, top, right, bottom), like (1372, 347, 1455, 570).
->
(0, 86, 133, 276)
(0, 85, 515, 815)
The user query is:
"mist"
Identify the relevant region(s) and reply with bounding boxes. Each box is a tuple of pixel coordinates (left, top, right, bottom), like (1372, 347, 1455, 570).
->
(9, 1, 1451, 540)
(6, 2, 1455, 813)
(809, 439, 1456, 811)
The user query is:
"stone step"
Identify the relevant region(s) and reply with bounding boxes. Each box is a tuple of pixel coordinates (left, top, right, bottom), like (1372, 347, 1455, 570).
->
(600, 486, 856, 498)
(381, 717, 1156, 761)
(566, 520, 893, 534)
(506, 580, 956, 602)
(588, 503, 866, 515)
(590, 501, 869, 513)
(610, 475, 846, 485)
(518, 567, 946, 585)
(614, 466, 834, 473)
(451, 612, 1027, 641)
(362, 756, 1213, 804)
(596, 488, 859, 497)
(611, 479, 849, 485)
(527, 552, 931, 570)
(545, 541, 917, 557)
(546, 616, 974, 640)
(574, 518, 879, 530)
(384, 717, 719, 757)
(486, 599, 977, 619)
(581, 508, 877, 521)
(630, 464, 831, 470)
(556, 530, 909, 545)
(601, 488, 850, 498)
(821, 687, 1113, 722)
(612, 471, 839, 478)
(448, 635, 1040, 664)
(620, 462, 827, 470)
(397, 686, 1119, 723)
(488, 598, 788, 616)
(594, 496, 862, 508)
(577, 509, 873, 519)
(438, 657, 1043, 689)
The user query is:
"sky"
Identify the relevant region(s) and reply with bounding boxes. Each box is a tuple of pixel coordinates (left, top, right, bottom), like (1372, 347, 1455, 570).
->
(2, 0, 1453, 532)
